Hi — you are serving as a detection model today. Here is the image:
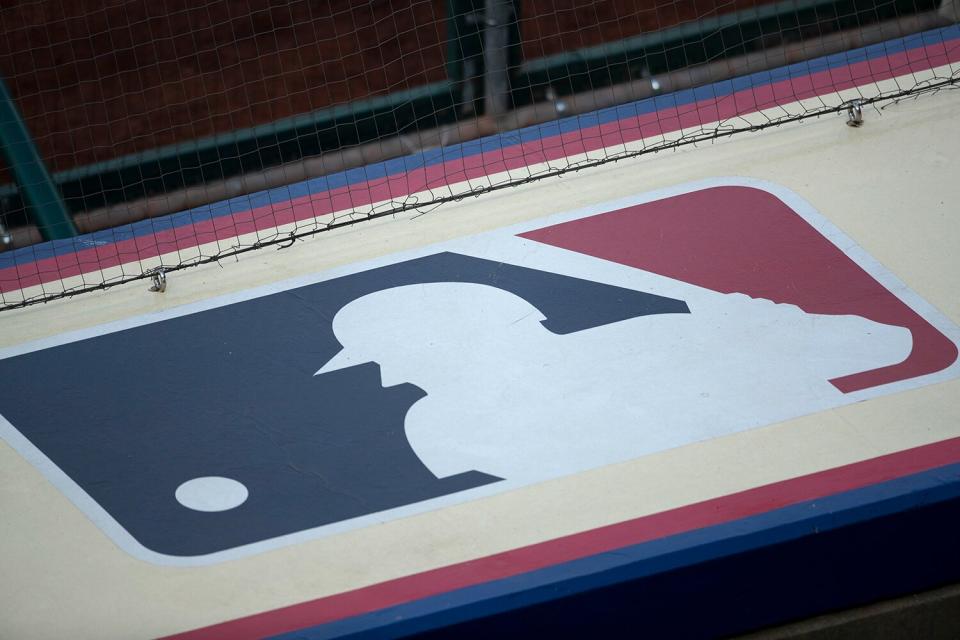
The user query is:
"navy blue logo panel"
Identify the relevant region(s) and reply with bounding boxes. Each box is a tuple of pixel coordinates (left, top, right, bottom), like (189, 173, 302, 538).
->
(0, 252, 688, 557)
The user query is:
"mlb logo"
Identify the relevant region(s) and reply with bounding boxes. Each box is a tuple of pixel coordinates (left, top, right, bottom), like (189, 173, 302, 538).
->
(1, 178, 957, 564)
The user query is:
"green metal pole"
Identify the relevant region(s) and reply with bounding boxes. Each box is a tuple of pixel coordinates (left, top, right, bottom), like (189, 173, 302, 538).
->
(446, 0, 465, 86)
(0, 76, 77, 241)
(446, 0, 475, 115)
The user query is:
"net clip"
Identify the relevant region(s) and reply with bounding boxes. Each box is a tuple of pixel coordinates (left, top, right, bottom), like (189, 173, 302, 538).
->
(845, 100, 864, 127)
(146, 267, 167, 293)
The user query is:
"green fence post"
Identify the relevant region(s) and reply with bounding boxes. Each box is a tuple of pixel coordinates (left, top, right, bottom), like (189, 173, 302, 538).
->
(446, 0, 478, 114)
(0, 76, 77, 241)
(446, 0, 466, 86)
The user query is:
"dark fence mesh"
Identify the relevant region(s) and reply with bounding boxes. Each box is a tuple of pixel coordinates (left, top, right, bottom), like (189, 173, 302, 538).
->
(0, 0, 957, 309)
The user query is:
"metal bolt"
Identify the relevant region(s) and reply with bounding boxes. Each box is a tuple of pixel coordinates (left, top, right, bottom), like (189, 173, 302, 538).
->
(147, 268, 167, 293)
(845, 100, 864, 127)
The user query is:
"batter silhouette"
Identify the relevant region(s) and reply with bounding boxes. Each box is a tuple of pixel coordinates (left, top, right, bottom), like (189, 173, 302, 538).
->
(317, 281, 912, 483)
